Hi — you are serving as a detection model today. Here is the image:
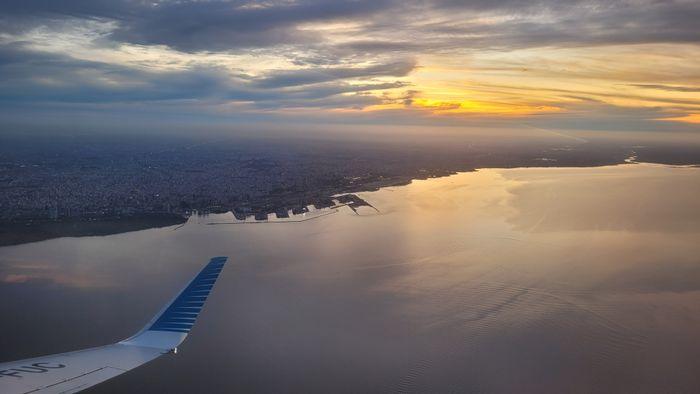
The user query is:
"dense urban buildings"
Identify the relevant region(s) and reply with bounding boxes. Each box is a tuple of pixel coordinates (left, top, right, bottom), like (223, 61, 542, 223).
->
(5, 130, 697, 228)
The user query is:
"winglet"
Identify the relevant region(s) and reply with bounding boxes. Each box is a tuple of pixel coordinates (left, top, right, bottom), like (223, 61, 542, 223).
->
(120, 256, 228, 351)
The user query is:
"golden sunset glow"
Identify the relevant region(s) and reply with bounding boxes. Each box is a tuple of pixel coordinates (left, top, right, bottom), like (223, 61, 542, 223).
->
(0, 1, 699, 133)
(409, 98, 562, 116)
(660, 114, 700, 124)
(324, 42, 700, 125)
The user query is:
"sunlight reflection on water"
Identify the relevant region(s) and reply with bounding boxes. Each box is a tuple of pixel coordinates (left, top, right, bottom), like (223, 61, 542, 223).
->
(1, 163, 700, 393)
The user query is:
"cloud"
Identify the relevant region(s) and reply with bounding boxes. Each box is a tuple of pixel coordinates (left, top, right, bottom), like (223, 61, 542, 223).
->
(629, 84, 700, 93)
(0, 42, 408, 110)
(0, 43, 233, 103)
(3, 0, 700, 54)
(252, 59, 417, 88)
(0, 0, 699, 132)
(428, 1, 700, 49)
(0, 0, 394, 52)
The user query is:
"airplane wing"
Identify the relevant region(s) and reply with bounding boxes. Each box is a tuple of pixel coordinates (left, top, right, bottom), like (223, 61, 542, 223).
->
(0, 256, 228, 394)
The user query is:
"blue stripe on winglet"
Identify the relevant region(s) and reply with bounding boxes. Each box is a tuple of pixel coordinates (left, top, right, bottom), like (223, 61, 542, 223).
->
(148, 256, 228, 333)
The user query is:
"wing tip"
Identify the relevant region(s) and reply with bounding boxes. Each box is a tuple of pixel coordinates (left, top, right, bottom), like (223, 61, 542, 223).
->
(121, 256, 228, 349)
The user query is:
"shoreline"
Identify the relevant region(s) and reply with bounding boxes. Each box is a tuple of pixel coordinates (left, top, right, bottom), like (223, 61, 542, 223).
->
(2, 160, 698, 247)
(0, 214, 186, 247)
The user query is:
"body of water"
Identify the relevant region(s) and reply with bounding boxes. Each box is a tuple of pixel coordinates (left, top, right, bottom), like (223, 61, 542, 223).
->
(1, 163, 700, 393)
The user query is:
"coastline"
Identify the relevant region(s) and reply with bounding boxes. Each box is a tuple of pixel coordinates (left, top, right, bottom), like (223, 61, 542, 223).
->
(2, 159, 698, 247)
(0, 214, 186, 247)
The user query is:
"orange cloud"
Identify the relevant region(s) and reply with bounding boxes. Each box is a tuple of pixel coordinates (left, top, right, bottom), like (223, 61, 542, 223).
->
(410, 98, 562, 116)
(659, 114, 700, 124)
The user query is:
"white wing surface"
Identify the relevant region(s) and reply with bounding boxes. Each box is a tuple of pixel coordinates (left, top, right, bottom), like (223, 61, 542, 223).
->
(0, 256, 228, 394)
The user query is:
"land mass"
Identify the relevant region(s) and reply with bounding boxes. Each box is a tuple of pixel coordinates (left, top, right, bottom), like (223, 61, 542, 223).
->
(0, 214, 186, 246)
(1, 128, 698, 246)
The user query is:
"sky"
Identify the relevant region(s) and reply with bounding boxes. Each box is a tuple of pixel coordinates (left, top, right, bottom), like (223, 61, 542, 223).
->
(1, 0, 699, 133)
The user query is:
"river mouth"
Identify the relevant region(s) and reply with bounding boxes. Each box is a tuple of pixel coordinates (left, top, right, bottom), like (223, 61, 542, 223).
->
(2, 162, 700, 393)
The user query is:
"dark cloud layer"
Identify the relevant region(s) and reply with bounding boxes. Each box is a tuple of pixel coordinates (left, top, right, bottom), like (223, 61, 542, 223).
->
(253, 60, 416, 88)
(0, 43, 408, 109)
(0, 0, 393, 51)
(2, 0, 699, 53)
